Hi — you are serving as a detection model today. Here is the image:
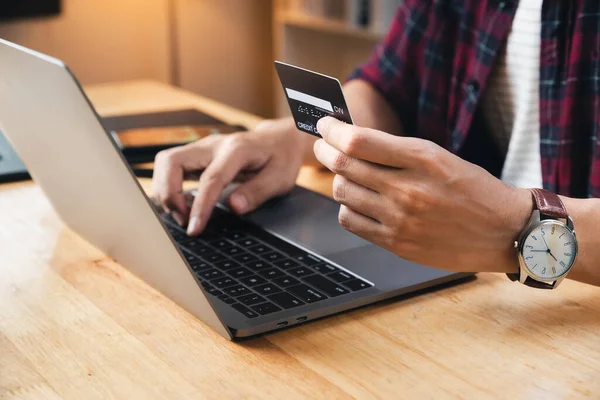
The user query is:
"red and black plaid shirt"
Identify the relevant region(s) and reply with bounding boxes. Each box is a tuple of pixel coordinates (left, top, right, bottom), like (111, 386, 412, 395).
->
(350, 0, 600, 198)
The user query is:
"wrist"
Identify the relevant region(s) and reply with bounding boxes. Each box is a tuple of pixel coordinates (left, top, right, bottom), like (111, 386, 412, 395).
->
(254, 117, 317, 165)
(501, 187, 535, 274)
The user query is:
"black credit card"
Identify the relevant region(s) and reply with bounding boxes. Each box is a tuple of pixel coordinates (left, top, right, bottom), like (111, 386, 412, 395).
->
(275, 61, 353, 137)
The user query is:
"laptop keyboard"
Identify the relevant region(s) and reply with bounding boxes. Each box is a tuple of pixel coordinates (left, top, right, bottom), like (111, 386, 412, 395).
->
(160, 207, 373, 319)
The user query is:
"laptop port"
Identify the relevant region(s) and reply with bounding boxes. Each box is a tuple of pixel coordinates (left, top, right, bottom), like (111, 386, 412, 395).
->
(276, 321, 288, 328)
(296, 316, 307, 323)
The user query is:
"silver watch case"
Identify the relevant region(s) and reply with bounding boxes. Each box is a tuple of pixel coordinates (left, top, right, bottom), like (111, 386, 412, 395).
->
(514, 210, 578, 289)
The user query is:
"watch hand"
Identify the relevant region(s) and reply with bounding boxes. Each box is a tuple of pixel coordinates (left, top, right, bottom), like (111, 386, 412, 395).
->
(548, 251, 558, 262)
(541, 234, 550, 250)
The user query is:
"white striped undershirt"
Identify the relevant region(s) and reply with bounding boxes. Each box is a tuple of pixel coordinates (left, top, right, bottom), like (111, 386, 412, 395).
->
(481, 0, 544, 189)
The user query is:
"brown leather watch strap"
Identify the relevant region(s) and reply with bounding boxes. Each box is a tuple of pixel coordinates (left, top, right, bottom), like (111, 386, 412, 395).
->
(530, 188, 568, 219)
(506, 273, 555, 289)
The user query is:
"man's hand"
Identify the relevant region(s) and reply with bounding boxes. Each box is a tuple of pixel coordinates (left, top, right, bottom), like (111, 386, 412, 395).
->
(152, 119, 310, 236)
(313, 117, 533, 273)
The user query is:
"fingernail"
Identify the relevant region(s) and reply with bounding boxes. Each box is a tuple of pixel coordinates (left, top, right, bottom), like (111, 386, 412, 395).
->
(318, 116, 335, 133)
(187, 216, 201, 236)
(172, 211, 185, 227)
(230, 193, 249, 214)
(317, 118, 326, 133)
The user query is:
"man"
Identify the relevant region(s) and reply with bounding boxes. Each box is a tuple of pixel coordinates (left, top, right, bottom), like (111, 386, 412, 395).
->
(153, 0, 600, 287)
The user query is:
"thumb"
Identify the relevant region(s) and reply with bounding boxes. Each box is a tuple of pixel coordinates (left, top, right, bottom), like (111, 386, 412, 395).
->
(227, 165, 295, 214)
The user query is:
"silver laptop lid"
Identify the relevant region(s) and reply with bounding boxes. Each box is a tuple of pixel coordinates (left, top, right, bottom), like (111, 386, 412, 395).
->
(0, 39, 231, 339)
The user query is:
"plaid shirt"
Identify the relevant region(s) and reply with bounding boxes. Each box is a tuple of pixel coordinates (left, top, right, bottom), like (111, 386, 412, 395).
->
(350, 0, 600, 198)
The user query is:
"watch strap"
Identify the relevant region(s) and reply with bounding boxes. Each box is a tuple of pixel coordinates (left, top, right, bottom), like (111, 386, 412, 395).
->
(530, 188, 568, 219)
(506, 272, 555, 289)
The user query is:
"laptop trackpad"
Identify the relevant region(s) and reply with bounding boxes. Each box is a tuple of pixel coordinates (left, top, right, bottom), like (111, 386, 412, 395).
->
(244, 186, 368, 256)
(326, 244, 451, 290)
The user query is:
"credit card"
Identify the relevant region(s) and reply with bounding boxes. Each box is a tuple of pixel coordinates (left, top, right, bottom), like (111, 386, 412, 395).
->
(275, 61, 353, 137)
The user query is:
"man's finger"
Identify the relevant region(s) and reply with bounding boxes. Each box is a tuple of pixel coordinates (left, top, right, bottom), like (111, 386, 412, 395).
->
(337, 204, 386, 242)
(152, 136, 224, 225)
(227, 163, 295, 215)
(332, 175, 386, 222)
(187, 141, 269, 235)
(152, 147, 209, 221)
(317, 116, 430, 168)
(314, 139, 390, 192)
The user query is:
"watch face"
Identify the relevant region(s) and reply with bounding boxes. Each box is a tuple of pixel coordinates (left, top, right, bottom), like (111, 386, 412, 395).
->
(521, 221, 577, 280)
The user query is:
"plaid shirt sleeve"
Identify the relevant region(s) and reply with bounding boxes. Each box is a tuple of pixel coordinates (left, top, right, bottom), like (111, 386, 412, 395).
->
(348, 0, 422, 137)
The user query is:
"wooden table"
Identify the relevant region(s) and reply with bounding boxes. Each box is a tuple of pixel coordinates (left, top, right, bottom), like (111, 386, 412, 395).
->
(1, 80, 599, 400)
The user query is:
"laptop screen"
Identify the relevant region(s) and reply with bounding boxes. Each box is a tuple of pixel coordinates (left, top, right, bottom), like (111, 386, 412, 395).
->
(0, 130, 28, 180)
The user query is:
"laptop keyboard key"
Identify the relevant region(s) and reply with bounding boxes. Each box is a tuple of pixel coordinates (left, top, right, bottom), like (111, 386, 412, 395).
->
(233, 252, 259, 264)
(190, 261, 212, 272)
(228, 267, 253, 279)
(239, 275, 268, 287)
(288, 267, 314, 278)
(198, 269, 225, 280)
(288, 284, 327, 303)
(197, 230, 219, 242)
(179, 237, 202, 247)
(212, 277, 237, 289)
(237, 238, 258, 248)
(182, 251, 203, 265)
(258, 268, 286, 279)
(218, 294, 236, 304)
(248, 244, 272, 255)
(343, 279, 373, 291)
(203, 253, 228, 263)
(312, 263, 339, 274)
(328, 271, 354, 283)
(183, 241, 214, 256)
(246, 260, 270, 271)
(211, 239, 233, 249)
(225, 231, 246, 241)
(204, 285, 222, 296)
(168, 230, 187, 242)
(254, 283, 282, 296)
(238, 293, 267, 306)
(223, 246, 244, 256)
(232, 303, 259, 319)
(274, 259, 300, 270)
(302, 275, 350, 297)
(294, 253, 321, 266)
(214, 260, 240, 271)
(224, 285, 251, 297)
(267, 292, 305, 309)
(200, 280, 211, 290)
(251, 302, 282, 316)
(271, 275, 300, 288)
(263, 252, 285, 262)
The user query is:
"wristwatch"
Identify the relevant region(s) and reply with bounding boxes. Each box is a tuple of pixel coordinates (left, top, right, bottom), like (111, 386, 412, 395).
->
(508, 188, 578, 289)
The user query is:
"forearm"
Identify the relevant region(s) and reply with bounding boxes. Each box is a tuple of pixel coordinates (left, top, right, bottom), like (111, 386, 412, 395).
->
(343, 79, 404, 135)
(561, 196, 600, 286)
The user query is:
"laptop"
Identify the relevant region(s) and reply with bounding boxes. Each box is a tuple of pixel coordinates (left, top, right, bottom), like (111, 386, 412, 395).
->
(0, 39, 473, 339)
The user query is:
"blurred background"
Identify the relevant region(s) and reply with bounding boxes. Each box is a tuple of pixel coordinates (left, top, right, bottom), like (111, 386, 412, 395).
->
(0, 0, 402, 118)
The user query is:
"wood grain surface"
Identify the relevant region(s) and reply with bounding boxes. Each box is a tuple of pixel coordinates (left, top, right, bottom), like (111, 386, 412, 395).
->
(1, 80, 599, 399)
